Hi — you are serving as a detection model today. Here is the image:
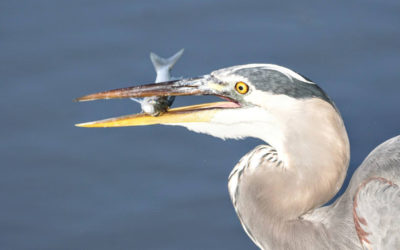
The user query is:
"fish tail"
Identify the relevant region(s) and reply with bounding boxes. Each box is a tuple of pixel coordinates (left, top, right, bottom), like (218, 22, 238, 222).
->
(150, 49, 184, 72)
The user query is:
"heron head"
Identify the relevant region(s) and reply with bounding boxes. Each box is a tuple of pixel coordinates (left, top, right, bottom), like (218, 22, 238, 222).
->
(75, 64, 336, 144)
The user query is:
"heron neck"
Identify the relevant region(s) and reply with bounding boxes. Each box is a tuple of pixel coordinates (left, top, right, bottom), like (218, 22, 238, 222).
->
(230, 99, 350, 249)
(263, 99, 350, 216)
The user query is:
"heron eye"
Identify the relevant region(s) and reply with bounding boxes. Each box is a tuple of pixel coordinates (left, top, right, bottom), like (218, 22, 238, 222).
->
(235, 82, 249, 94)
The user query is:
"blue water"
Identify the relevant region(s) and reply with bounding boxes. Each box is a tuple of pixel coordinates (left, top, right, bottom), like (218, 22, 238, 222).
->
(1, 1, 399, 249)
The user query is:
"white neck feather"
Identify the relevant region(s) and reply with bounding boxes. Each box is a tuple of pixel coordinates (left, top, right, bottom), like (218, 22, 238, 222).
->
(172, 95, 350, 249)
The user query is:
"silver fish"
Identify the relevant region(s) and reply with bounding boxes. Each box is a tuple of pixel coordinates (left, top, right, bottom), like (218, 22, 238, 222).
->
(131, 49, 184, 116)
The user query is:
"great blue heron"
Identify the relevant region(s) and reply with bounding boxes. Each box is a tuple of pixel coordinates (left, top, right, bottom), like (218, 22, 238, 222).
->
(75, 64, 400, 249)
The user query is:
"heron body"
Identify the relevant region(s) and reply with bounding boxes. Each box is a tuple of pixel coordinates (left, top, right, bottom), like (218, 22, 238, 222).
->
(76, 62, 400, 249)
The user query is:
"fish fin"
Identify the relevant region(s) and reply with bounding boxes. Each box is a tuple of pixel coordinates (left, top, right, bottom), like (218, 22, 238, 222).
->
(130, 98, 143, 104)
(150, 49, 184, 71)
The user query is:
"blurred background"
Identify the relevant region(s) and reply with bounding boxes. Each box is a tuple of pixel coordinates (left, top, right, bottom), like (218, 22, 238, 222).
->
(1, 0, 399, 249)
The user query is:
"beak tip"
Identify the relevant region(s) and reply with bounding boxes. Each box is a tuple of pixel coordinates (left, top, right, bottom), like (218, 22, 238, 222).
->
(74, 96, 92, 102)
(75, 122, 92, 128)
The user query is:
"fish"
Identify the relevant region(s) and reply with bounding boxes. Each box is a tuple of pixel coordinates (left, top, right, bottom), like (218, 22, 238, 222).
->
(131, 49, 184, 116)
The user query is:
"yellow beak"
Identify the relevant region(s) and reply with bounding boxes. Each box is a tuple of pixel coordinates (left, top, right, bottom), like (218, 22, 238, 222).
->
(76, 102, 231, 127)
(75, 77, 240, 128)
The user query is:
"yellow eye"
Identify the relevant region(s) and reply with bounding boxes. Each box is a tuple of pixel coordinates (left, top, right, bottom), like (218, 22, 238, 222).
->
(235, 81, 249, 94)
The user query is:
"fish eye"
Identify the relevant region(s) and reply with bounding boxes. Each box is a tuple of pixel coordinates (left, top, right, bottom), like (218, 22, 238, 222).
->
(235, 82, 249, 94)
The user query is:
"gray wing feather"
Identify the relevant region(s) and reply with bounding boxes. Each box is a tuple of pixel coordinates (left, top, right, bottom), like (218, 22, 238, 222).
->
(354, 177, 400, 249)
